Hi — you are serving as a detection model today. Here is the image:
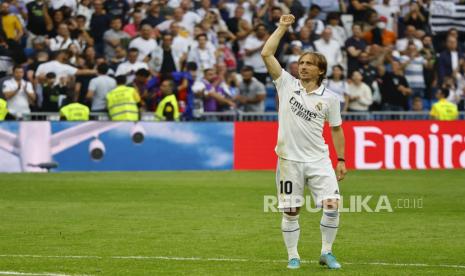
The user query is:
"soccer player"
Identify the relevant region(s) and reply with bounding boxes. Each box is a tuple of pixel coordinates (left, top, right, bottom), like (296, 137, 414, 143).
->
(261, 14, 347, 270)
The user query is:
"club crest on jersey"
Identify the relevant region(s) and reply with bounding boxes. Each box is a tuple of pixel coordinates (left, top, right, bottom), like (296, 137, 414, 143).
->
(316, 102, 323, 111)
(293, 90, 301, 96)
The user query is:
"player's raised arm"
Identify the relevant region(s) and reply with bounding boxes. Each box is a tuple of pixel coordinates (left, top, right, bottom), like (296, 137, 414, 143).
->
(260, 14, 295, 81)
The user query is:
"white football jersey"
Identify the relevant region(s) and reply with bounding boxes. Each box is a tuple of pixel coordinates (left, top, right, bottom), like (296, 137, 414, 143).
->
(274, 69, 342, 162)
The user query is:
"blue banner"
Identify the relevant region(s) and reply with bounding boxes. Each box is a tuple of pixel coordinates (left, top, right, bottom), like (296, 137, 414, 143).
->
(0, 122, 234, 172)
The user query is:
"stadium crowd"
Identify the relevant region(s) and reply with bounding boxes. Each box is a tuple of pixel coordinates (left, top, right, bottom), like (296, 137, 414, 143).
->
(0, 0, 462, 121)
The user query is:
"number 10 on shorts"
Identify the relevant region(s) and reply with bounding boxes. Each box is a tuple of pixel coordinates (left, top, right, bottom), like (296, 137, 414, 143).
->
(279, 180, 293, 194)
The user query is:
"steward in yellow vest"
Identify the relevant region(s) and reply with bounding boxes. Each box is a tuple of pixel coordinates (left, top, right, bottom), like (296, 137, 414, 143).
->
(106, 75, 141, 121)
(430, 88, 459, 121)
(155, 80, 180, 121)
(60, 102, 90, 121)
(0, 98, 8, 120)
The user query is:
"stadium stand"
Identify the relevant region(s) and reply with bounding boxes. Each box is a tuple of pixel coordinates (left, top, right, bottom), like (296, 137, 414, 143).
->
(0, 0, 463, 121)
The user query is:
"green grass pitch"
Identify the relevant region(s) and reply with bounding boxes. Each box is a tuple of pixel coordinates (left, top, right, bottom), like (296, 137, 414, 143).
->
(0, 170, 464, 275)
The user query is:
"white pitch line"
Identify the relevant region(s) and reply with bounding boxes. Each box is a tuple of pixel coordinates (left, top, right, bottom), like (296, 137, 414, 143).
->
(1, 254, 465, 269)
(0, 271, 90, 276)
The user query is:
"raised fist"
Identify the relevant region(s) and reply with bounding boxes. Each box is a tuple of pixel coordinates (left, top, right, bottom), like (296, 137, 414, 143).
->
(279, 14, 295, 27)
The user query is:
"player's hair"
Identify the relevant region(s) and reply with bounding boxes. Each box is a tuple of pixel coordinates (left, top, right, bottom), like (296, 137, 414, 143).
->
(297, 52, 327, 85)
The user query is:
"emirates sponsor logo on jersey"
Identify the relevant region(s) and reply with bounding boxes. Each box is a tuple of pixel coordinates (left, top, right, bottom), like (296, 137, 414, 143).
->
(289, 96, 317, 122)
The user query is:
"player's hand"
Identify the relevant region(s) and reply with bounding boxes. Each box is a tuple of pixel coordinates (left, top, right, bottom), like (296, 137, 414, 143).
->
(279, 14, 295, 27)
(336, 161, 347, 181)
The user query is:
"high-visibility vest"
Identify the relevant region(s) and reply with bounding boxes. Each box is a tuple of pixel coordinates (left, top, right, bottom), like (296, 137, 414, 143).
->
(106, 85, 140, 121)
(60, 103, 90, 121)
(430, 99, 458, 121)
(0, 98, 7, 120)
(155, 94, 180, 121)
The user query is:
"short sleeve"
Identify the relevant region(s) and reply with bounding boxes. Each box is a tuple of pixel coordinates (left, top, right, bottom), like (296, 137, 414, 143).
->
(88, 78, 97, 91)
(26, 82, 34, 94)
(272, 69, 294, 96)
(63, 64, 78, 75)
(328, 96, 342, 127)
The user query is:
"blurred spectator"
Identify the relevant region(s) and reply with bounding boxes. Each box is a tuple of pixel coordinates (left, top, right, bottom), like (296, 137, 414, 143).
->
(442, 75, 462, 105)
(104, 0, 130, 23)
(296, 4, 324, 35)
(326, 12, 347, 48)
(41, 72, 67, 112)
(298, 25, 317, 52)
(150, 33, 184, 78)
(411, 96, 424, 111)
(25, 0, 53, 40)
(345, 23, 368, 75)
(379, 60, 412, 111)
(314, 28, 343, 76)
(311, 0, 345, 20)
(3, 65, 36, 119)
(129, 23, 158, 62)
(235, 66, 266, 112)
(0, 96, 7, 120)
(155, 79, 180, 121)
(395, 25, 422, 54)
(220, 0, 255, 24)
(326, 64, 349, 112)
(124, 10, 144, 38)
(90, 1, 111, 55)
(106, 75, 141, 121)
(131, 68, 151, 110)
(192, 68, 235, 113)
(347, 70, 373, 112)
(0, 2, 23, 41)
(348, 0, 375, 23)
(115, 47, 149, 84)
(403, 1, 428, 33)
(363, 16, 396, 47)
(420, 34, 436, 99)
(373, 0, 398, 34)
(399, 43, 432, 98)
(86, 63, 117, 112)
(438, 35, 464, 86)
(430, 88, 458, 121)
(284, 40, 303, 68)
(48, 23, 80, 52)
(243, 24, 268, 84)
(187, 33, 216, 75)
(104, 17, 131, 61)
(76, 0, 93, 29)
(143, 1, 164, 27)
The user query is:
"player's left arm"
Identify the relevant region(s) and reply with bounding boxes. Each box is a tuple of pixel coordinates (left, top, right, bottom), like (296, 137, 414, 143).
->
(328, 96, 347, 181)
(331, 125, 347, 181)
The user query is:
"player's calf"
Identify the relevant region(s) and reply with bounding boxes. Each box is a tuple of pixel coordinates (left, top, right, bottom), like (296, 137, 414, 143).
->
(319, 198, 341, 269)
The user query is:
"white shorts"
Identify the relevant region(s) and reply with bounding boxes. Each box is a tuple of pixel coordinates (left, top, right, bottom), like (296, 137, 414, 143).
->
(276, 157, 340, 209)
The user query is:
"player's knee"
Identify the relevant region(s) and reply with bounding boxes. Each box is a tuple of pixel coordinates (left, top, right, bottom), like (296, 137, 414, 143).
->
(322, 199, 339, 210)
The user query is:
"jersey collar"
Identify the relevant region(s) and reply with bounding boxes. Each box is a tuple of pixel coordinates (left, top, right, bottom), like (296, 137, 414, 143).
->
(298, 81, 325, 96)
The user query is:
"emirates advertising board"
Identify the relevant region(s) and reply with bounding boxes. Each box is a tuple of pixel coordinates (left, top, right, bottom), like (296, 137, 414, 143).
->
(234, 121, 465, 170)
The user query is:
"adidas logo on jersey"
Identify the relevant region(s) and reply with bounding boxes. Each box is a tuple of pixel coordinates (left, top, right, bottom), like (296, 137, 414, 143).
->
(293, 90, 301, 96)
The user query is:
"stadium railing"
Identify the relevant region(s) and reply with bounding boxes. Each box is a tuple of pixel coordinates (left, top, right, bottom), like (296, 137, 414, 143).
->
(14, 111, 465, 121)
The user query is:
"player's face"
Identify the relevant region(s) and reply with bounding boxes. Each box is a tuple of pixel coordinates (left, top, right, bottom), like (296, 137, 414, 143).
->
(298, 54, 322, 82)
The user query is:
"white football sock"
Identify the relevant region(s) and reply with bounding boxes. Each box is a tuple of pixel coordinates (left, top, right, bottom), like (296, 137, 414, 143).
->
(320, 208, 339, 255)
(282, 213, 300, 260)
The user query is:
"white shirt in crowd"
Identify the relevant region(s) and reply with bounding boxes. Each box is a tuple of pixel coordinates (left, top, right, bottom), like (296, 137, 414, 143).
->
(129, 37, 158, 61)
(374, 3, 399, 33)
(3, 79, 34, 117)
(35, 60, 78, 85)
(313, 38, 343, 76)
(224, 2, 254, 24)
(88, 75, 117, 111)
(347, 82, 373, 111)
(326, 79, 348, 103)
(296, 16, 325, 34)
(49, 36, 80, 52)
(273, 69, 342, 162)
(51, 0, 77, 11)
(396, 38, 423, 52)
(115, 61, 149, 83)
(243, 35, 267, 74)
